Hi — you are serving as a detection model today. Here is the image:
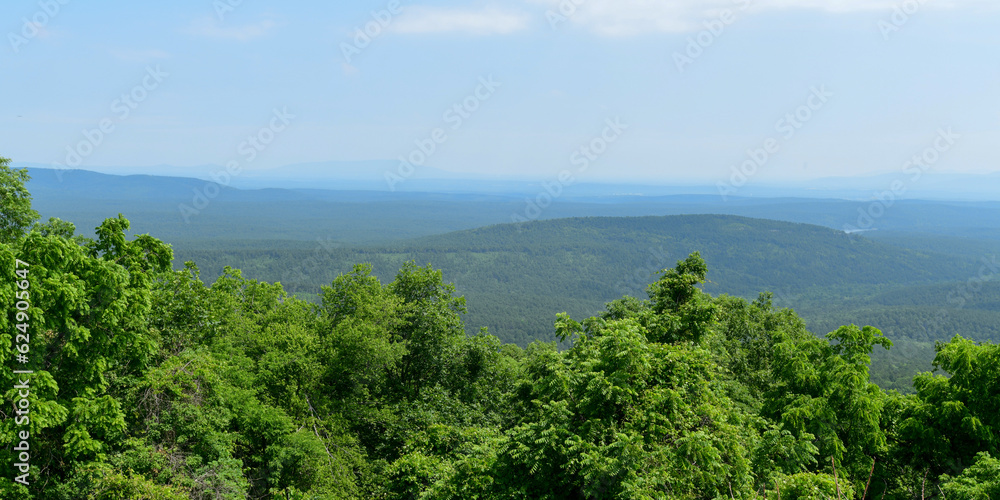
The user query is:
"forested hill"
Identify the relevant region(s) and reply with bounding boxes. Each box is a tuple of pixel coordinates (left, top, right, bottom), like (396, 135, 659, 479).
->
(175, 214, 979, 347)
(401, 214, 971, 294)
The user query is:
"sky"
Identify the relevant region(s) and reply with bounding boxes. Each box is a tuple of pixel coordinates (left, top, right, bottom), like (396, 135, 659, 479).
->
(2, 0, 999, 186)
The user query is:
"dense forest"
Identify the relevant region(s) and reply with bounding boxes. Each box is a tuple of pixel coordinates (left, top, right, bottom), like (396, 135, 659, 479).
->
(3, 161, 1000, 498)
(169, 217, 992, 341)
(167, 216, 1000, 394)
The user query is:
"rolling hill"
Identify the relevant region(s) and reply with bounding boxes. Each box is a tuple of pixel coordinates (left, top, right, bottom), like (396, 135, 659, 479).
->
(171, 215, 987, 345)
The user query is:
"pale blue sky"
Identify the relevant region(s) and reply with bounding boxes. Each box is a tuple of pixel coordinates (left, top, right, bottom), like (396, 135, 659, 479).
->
(2, 0, 998, 184)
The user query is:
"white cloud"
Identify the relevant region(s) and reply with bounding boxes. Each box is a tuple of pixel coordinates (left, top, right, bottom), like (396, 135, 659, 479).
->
(187, 17, 275, 41)
(532, 0, 995, 36)
(391, 6, 531, 35)
(542, 1, 708, 36)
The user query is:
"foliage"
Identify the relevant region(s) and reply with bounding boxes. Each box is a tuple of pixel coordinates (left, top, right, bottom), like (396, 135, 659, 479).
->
(763, 324, 891, 492)
(0, 157, 38, 244)
(3, 164, 999, 497)
(939, 452, 1000, 500)
(767, 472, 854, 500)
(894, 336, 1000, 487)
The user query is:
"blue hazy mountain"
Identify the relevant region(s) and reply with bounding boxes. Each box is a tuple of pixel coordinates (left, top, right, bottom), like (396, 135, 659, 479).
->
(22, 166, 1000, 246)
(17, 161, 1000, 199)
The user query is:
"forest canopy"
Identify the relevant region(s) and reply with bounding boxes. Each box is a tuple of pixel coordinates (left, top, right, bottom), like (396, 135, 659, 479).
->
(1, 161, 998, 499)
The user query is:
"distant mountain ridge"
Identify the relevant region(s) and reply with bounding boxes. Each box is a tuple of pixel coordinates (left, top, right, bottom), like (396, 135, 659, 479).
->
(15, 162, 1000, 199)
(22, 167, 1000, 246)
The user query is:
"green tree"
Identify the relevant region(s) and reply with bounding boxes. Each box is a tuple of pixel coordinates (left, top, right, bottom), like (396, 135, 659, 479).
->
(646, 251, 717, 344)
(939, 452, 1000, 500)
(711, 292, 814, 405)
(487, 316, 756, 498)
(0, 158, 38, 244)
(763, 324, 891, 494)
(388, 261, 468, 400)
(894, 336, 1000, 493)
(0, 215, 172, 498)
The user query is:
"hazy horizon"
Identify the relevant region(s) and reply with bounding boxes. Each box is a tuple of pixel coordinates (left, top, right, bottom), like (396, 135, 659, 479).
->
(4, 0, 999, 191)
(14, 161, 1000, 203)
